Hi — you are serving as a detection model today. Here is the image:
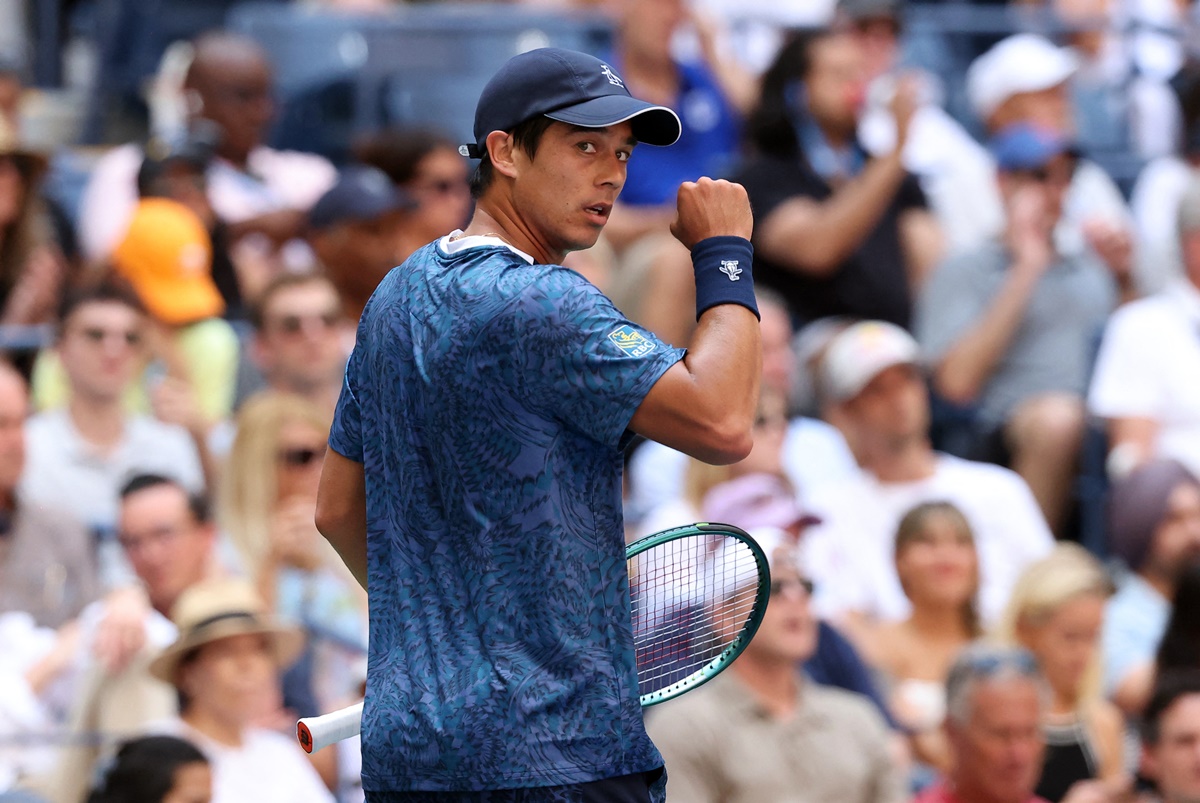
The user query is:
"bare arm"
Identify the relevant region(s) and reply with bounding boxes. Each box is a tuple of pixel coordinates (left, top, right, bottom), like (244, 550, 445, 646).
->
(315, 450, 368, 590)
(933, 187, 1052, 405)
(899, 208, 944, 292)
(757, 80, 918, 277)
(756, 153, 908, 277)
(628, 178, 761, 465)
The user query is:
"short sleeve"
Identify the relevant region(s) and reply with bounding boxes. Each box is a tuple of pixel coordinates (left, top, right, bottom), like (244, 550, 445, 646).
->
(914, 252, 993, 365)
(1088, 304, 1165, 419)
(491, 271, 685, 450)
(329, 347, 364, 462)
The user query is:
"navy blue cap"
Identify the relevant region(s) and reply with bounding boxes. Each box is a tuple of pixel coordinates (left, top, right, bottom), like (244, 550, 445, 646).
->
(989, 123, 1080, 172)
(308, 165, 416, 230)
(460, 47, 682, 160)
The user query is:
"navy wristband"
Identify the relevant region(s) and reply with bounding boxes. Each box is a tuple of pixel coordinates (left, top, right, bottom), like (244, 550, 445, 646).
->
(691, 236, 759, 320)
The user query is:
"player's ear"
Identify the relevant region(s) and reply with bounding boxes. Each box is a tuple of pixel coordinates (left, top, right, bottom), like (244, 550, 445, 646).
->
(486, 130, 519, 180)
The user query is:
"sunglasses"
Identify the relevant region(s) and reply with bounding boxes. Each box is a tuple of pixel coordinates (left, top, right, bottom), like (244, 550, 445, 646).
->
(270, 312, 341, 335)
(79, 327, 142, 347)
(769, 577, 815, 598)
(278, 446, 326, 467)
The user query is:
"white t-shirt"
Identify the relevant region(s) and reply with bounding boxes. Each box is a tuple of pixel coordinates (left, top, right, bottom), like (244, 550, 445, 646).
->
(20, 409, 205, 588)
(157, 720, 334, 803)
(801, 454, 1055, 625)
(1130, 155, 1191, 295)
(77, 142, 336, 265)
(626, 417, 858, 523)
(1087, 281, 1200, 479)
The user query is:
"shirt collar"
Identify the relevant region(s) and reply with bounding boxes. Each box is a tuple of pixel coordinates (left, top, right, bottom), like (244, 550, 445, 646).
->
(439, 230, 535, 265)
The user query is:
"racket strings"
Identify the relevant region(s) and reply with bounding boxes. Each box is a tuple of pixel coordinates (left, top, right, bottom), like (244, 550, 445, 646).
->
(629, 536, 764, 697)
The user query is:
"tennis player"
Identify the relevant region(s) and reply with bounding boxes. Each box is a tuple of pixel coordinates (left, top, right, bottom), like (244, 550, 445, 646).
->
(315, 47, 761, 802)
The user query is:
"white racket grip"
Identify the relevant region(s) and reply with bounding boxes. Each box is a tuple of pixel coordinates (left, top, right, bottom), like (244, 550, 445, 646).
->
(297, 701, 363, 753)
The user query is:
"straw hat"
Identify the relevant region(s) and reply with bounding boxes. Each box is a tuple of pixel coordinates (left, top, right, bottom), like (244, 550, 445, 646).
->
(149, 577, 305, 684)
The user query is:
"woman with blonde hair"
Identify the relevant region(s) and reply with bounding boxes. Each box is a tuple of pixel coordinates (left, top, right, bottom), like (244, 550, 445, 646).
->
(859, 501, 981, 774)
(992, 543, 1127, 802)
(219, 391, 367, 722)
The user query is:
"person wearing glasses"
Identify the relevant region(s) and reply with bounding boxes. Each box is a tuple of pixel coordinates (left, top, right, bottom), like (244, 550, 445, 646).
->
(21, 284, 205, 589)
(645, 527, 905, 803)
(244, 273, 351, 417)
(218, 392, 367, 744)
(915, 123, 1131, 538)
(35, 474, 220, 803)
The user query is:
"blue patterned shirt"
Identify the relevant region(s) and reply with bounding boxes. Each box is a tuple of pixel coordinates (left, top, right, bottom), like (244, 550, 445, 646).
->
(329, 234, 685, 792)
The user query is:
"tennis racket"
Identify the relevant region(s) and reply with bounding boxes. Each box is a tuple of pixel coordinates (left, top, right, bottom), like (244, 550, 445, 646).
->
(297, 522, 770, 753)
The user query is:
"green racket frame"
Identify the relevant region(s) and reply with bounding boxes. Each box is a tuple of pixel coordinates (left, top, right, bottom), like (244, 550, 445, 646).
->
(627, 521, 771, 707)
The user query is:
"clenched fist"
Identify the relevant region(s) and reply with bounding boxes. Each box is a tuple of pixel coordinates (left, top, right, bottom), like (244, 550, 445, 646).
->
(670, 177, 753, 250)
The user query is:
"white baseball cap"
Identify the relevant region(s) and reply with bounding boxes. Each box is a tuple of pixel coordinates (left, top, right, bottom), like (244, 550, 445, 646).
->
(820, 320, 920, 403)
(966, 34, 1078, 122)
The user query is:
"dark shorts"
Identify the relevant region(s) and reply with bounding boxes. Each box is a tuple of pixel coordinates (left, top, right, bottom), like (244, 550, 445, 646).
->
(365, 768, 667, 803)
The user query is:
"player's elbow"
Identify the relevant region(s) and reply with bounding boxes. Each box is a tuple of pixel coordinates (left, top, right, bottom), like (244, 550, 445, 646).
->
(693, 420, 755, 465)
(315, 496, 354, 544)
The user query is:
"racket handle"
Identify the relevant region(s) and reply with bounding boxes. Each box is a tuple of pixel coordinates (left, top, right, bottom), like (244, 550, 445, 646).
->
(296, 701, 364, 754)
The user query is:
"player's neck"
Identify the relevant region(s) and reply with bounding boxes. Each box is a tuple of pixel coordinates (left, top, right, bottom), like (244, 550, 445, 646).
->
(463, 203, 562, 265)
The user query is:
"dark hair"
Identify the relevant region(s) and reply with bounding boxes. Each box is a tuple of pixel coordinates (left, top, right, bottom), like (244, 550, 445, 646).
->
(119, 473, 211, 525)
(248, 271, 338, 331)
(87, 735, 208, 803)
(56, 280, 146, 335)
(352, 126, 457, 186)
(1142, 670, 1200, 745)
(468, 115, 557, 199)
(745, 29, 840, 159)
(1156, 563, 1200, 673)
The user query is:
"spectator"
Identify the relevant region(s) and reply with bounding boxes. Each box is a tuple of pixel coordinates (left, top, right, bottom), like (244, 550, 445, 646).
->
(992, 544, 1127, 802)
(701, 471, 898, 730)
(0, 361, 97, 628)
(40, 474, 220, 803)
(218, 392, 366, 713)
(352, 127, 475, 251)
(1139, 671, 1200, 803)
(147, 577, 333, 803)
(914, 644, 1055, 803)
(645, 526, 906, 803)
(801, 320, 1054, 629)
(916, 123, 1128, 535)
(86, 734, 211, 803)
(1089, 174, 1200, 481)
(838, 0, 998, 261)
(20, 284, 204, 588)
(111, 196, 240, 425)
(960, 34, 1134, 269)
(1128, 63, 1200, 296)
(1103, 459, 1200, 715)
(306, 165, 417, 322)
(0, 121, 65, 330)
(246, 274, 351, 417)
(1155, 563, 1200, 679)
(736, 29, 940, 330)
(626, 289, 858, 520)
(858, 501, 981, 773)
(77, 32, 336, 297)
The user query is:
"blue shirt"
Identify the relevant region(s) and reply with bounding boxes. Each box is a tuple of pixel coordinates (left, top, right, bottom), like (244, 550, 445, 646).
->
(615, 58, 740, 207)
(329, 234, 685, 792)
(1101, 572, 1170, 694)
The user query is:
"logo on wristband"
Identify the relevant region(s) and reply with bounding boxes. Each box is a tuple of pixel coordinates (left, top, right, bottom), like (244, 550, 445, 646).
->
(719, 260, 742, 281)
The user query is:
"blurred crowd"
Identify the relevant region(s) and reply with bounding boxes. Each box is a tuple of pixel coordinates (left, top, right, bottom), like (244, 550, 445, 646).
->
(2, 0, 1200, 801)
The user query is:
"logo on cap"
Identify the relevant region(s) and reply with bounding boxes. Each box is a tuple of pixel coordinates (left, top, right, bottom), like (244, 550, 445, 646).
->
(600, 64, 624, 88)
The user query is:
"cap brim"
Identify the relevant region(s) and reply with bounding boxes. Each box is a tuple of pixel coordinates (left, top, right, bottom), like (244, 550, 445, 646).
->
(545, 95, 682, 146)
